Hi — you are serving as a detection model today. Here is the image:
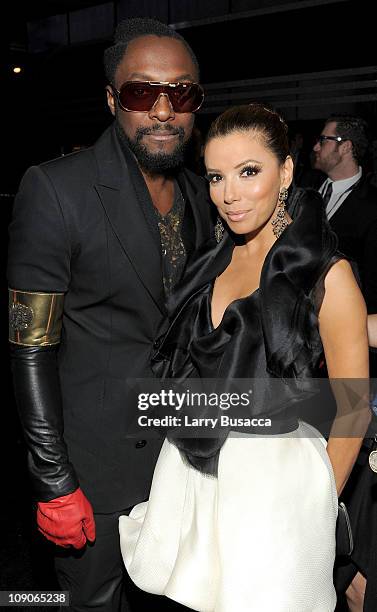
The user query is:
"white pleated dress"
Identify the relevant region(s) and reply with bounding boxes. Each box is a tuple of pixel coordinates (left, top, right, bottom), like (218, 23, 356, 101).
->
(119, 422, 337, 611)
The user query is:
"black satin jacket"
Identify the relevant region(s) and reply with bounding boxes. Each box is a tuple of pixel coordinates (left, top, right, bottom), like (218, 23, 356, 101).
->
(151, 189, 340, 474)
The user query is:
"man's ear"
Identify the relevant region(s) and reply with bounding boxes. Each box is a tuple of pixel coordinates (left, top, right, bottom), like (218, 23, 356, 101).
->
(106, 86, 116, 116)
(341, 139, 353, 156)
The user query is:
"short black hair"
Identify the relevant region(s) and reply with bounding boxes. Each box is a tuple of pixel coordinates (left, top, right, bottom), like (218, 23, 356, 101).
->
(325, 114, 370, 164)
(104, 17, 199, 85)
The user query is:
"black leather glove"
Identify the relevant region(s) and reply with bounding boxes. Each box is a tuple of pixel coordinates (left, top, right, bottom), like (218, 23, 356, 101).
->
(10, 344, 79, 501)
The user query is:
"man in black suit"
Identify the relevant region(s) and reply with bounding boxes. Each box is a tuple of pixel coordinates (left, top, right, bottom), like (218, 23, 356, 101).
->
(313, 115, 377, 312)
(8, 18, 213, 612)
(313, 116, 377, 611)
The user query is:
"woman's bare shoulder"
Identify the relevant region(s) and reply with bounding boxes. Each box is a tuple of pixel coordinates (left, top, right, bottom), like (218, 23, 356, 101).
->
(320, 258, 366, 323)
(324, 258, 356, 289)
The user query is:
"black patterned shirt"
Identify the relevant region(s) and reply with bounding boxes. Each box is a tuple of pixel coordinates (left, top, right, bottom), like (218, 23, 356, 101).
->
(154, 183, 186, 299)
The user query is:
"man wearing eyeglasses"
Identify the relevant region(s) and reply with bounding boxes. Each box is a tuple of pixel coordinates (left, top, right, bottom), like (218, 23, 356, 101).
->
(313, 115, 377, 313)
(314, 116, 377, 612)
(8, 17, 213, 612)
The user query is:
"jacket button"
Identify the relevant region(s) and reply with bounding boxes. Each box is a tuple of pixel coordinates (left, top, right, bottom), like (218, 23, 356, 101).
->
(135, 440, 147, 449)
(153, 338, 161, 349)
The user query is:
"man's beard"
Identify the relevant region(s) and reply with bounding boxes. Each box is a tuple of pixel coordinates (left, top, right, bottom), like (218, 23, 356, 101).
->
(314, 151, 341, 174)
(115, 119, 189, 175)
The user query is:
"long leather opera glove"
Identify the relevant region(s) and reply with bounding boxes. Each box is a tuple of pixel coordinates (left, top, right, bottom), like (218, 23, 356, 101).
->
(37, 487, 96, 548)
(10, 344, 79, 501)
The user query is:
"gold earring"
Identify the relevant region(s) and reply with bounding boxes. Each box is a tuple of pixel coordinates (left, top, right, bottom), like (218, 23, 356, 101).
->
(215, 216, 225, 243)
(278, 187, 289, 203)
(271, 187, 289, 238)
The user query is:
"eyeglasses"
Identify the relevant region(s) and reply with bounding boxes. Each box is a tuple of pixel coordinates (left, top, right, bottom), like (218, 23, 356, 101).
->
(110, 81, 204, 113)
(316, 135, 344, 145)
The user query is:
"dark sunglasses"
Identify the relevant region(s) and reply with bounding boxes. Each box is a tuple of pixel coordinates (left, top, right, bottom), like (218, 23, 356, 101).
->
(316, 135, 344, 145)
(111, 80, 204, 113)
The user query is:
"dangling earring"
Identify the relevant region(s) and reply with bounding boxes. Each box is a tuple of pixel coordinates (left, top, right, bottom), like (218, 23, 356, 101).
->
(271, 187, 289, 238)
(215, 216, 225, 243)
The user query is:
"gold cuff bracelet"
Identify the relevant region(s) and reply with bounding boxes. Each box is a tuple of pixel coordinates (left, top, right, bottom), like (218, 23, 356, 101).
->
(9, 289, 64, 346)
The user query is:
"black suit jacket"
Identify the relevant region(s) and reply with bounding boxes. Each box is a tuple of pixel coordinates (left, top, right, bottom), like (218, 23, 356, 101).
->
(8, 125, 214, 511)
(329, 177, 377, 313)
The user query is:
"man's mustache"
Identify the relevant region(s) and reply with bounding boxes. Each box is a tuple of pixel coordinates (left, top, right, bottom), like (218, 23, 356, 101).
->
(136, 126, 184, 137)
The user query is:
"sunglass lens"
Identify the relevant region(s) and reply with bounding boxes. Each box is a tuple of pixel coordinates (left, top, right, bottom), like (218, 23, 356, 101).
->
(171, 84, 204, 112)
(117, 82, 204, 113)
(119, 82, 156, 111)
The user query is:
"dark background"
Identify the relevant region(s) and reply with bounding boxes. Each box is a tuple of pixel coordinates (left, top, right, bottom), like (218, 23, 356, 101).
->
(1, 0, 375, 607)
(2, 0, 376, 192)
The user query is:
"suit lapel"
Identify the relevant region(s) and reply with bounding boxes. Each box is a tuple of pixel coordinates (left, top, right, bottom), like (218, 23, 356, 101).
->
(329, 177, 364, 227)
(94, 127, 166, 315)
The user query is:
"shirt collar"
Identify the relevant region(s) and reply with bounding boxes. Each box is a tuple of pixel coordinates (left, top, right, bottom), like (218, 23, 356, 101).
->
(323, 166, 362, 195)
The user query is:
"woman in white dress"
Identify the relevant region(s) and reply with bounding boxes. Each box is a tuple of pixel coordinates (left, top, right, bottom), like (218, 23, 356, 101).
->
(119, 104, 370, 611)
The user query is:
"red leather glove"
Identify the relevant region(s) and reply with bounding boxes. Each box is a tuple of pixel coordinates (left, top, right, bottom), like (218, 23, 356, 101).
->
(37, 487, 96, 549)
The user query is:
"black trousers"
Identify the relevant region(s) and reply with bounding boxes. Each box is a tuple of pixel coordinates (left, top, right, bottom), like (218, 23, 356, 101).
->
(54, 509, 190, 612)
